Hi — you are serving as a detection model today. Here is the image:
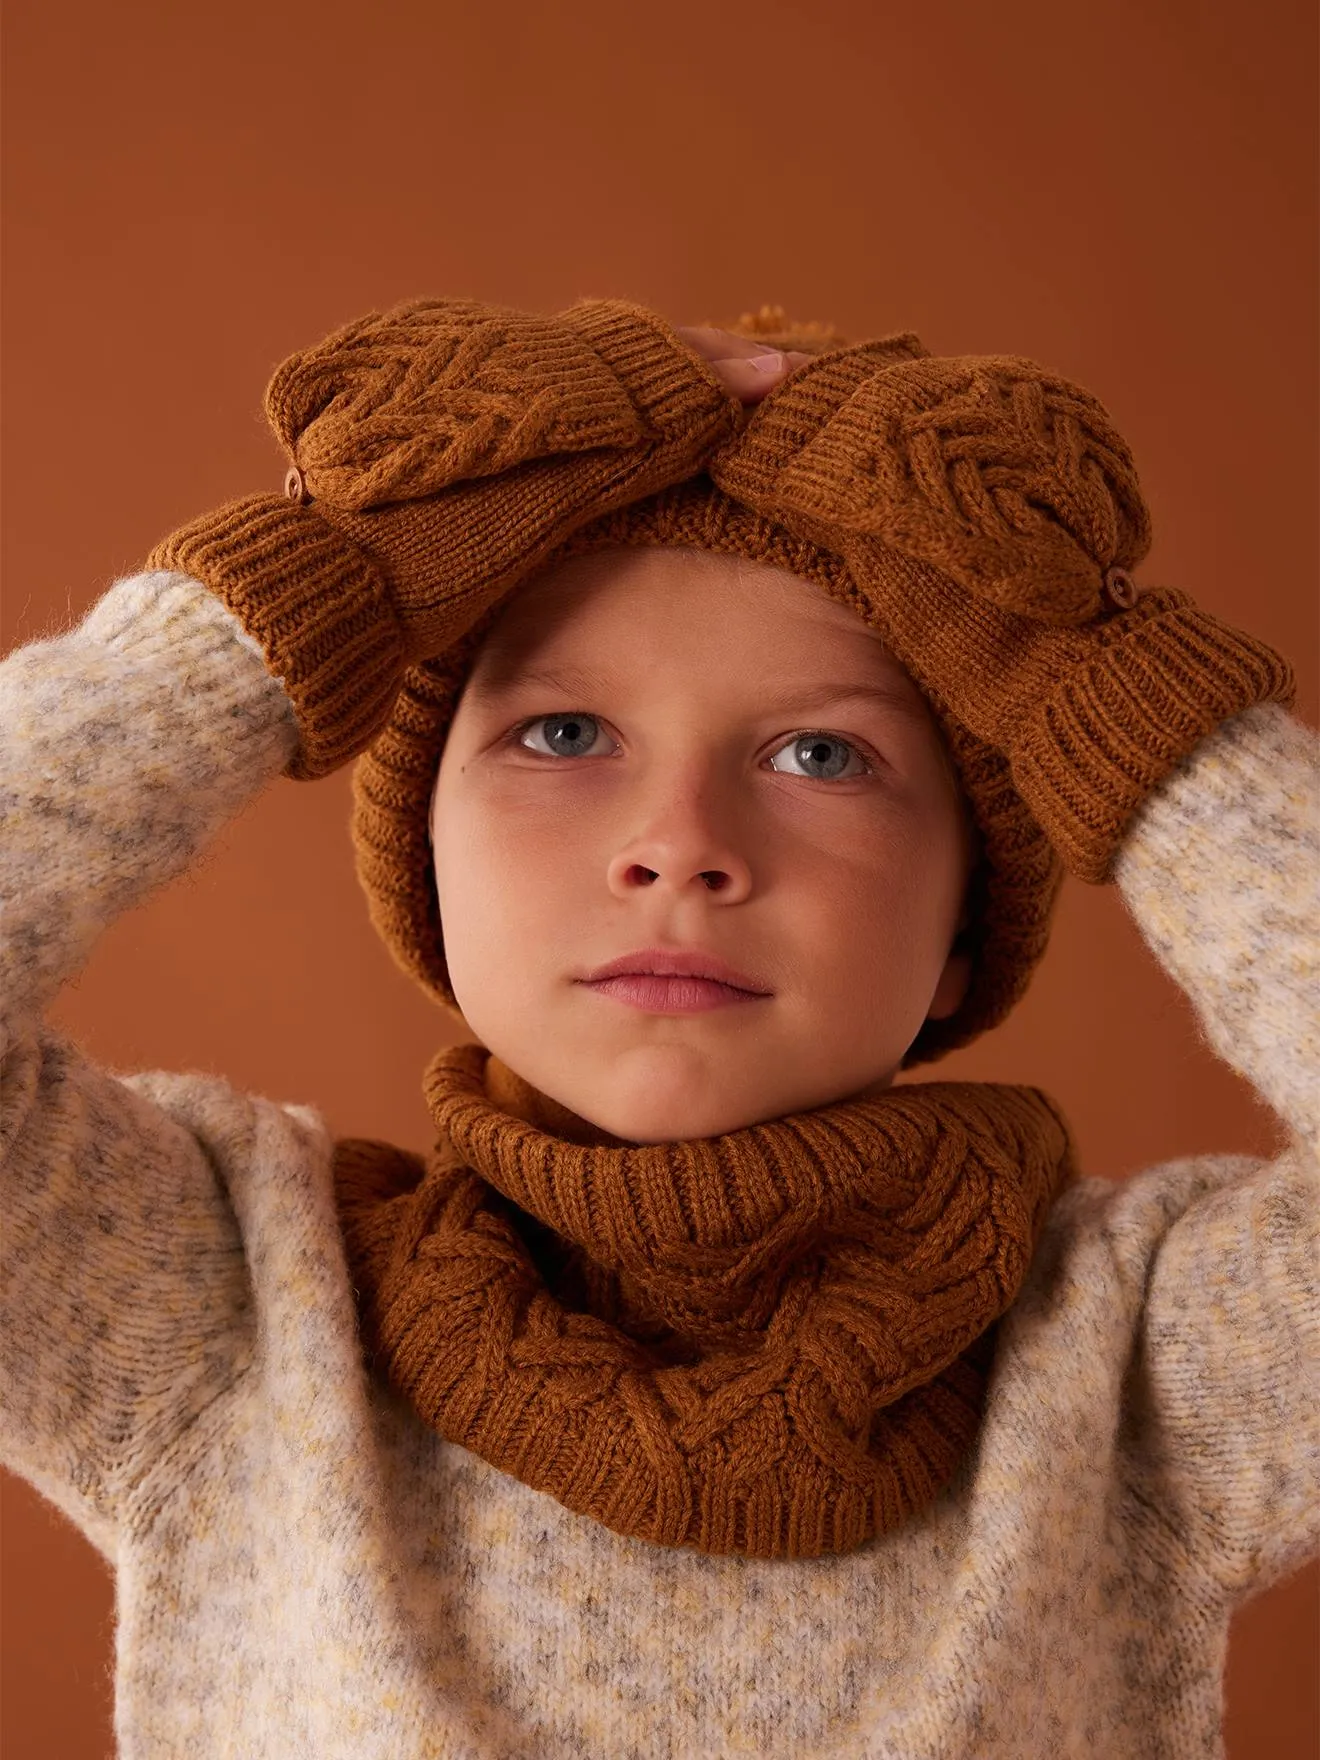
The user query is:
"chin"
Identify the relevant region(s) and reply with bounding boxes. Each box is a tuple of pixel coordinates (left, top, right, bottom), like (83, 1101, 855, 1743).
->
(570, 1096, 707, 1146)
(589, 1085, 782, 1146)
(606, 1111, 743, 1147)
(559, 1078, 736, 1146)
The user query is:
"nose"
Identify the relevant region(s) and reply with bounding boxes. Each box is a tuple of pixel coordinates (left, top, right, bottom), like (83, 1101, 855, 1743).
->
(604, 771, 754, 904)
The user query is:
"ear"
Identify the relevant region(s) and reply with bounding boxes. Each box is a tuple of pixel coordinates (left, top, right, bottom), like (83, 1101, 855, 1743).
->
(925, 947, 972, 1022)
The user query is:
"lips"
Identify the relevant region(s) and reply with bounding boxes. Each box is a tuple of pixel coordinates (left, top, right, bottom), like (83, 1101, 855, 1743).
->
(582, 973, 764, 1014)
(579, 947, 772, 995)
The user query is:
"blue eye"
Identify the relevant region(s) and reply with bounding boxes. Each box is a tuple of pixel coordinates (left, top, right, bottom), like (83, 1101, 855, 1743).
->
(518, 714, 610, 757)
(517, 714, 880, 777)
(769, 733, 869, 780)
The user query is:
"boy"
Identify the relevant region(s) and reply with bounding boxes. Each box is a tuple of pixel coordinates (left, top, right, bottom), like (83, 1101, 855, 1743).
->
(1, 295, 1316, 1758)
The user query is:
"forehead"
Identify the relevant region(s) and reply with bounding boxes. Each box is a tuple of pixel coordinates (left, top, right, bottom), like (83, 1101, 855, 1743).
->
(467, 545, 920, 696)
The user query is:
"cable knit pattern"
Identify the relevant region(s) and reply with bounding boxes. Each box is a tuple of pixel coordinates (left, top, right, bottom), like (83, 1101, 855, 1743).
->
(1, 571, 1316, 1757)
(719, 348, 1153, 623)
(146, 296, 741, 778)
(266, 299, 673, 509)
(708, 350, 1296, 884)
(335, 1054, 1074, 1558)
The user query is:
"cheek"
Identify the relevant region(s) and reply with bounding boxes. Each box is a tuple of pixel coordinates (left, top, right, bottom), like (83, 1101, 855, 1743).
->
(441, 782, 584, 883)
(431, 780, 582, 969)
(440, 758, 620, 882)
(784, 810, 959, 983)
(789, 841, 919, 972)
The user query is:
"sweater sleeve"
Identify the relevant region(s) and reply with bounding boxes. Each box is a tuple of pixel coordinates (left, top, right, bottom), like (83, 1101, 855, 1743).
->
(0, 569, 303, 1551)
(1110, 699, 1320, 1600)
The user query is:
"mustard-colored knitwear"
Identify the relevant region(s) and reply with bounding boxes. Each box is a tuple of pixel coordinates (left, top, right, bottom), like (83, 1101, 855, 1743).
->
(145, 298, 744, 779)
(705, 340, 1296, 882)
(1, 568, 1315, 1756)
(143, 294, 1292, 1070)
(333, 1046, 1075, 1560)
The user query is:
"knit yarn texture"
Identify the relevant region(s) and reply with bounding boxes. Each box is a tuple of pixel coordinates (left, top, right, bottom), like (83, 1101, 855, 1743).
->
(143, 293, 1293, 1062)
(334, 1043, 1076, 1560)
(349, 309, 1079, 1068)
(133, 293, 1298, 1575)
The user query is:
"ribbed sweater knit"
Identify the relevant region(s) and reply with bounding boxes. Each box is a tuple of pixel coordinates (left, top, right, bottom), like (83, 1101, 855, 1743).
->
(1, 567, 1317, 1760)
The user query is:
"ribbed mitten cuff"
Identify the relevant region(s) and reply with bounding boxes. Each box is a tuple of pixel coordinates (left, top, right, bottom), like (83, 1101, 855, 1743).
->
(1010, 588, 1297, 882)
(561, 299, 741, 452)
(145, 494, 407, 780)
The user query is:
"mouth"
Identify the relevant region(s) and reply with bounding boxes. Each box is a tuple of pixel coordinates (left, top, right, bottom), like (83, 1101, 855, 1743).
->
(579, 974, 771, 1014)
(576, 948, 773, 1015)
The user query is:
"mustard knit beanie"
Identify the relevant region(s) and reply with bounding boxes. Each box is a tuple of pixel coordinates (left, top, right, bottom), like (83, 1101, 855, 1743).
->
(350, 308, 1085, 1069)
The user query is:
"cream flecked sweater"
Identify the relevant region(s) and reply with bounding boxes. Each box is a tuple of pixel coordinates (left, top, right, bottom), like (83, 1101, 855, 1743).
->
(1, 567, 1317, 1760)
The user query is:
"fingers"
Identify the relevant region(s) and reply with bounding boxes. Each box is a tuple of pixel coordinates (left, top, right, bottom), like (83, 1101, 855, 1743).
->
(676, 325, 772, 361)
(710, 351, 809, 404)
(675, 325, 815, 404)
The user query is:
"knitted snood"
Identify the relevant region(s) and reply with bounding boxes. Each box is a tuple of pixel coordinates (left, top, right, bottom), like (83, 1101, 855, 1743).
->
(333, 1045, 1076, 1561)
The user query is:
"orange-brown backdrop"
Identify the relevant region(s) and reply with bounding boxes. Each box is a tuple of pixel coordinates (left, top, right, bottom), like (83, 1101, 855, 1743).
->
(2, 0, 1316, 1754)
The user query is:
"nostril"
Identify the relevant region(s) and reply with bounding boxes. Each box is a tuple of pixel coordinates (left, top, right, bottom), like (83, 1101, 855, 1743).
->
(701, 872, 727, 891)
(627, 865, 659, 886)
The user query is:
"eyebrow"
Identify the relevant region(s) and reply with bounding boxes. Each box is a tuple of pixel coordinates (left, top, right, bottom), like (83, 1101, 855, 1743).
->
(467, 666, 931, 725)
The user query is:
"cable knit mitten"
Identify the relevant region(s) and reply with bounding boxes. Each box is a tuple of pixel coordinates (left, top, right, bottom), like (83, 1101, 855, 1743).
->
(148, 297, 740, 779)
(710, 344, 1295, 881)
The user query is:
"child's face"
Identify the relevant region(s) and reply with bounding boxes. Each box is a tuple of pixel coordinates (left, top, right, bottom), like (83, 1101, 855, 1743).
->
(431, 546, 973, 1144)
